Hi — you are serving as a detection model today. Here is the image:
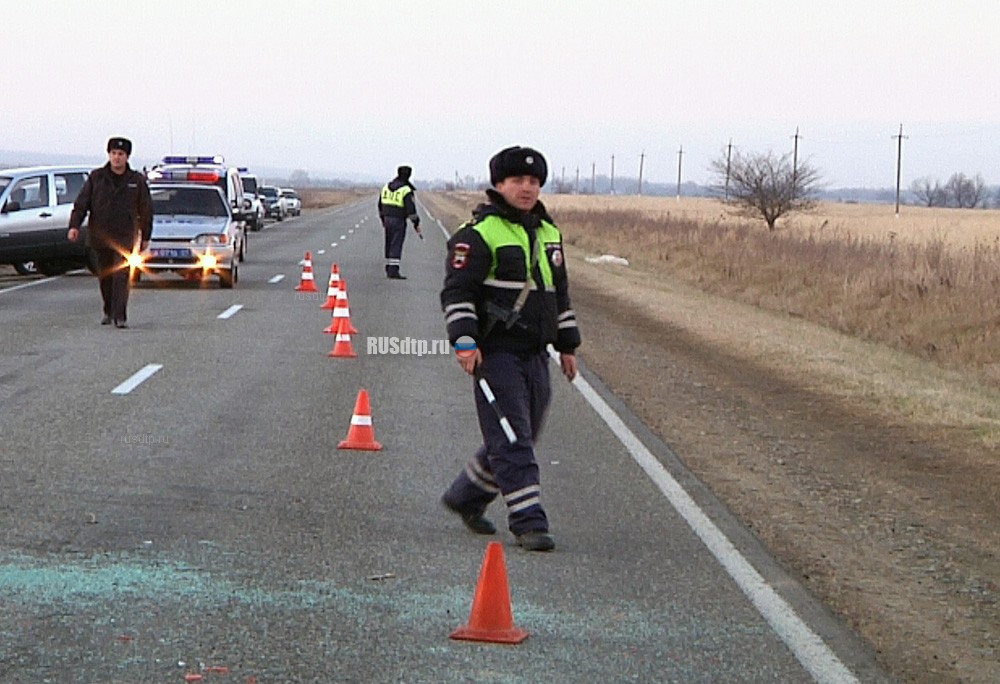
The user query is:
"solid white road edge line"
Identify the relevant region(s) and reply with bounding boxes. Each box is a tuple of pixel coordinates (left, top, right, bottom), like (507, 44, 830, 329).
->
(268, 275, 285, 283)
(218, 304, 243, 319)
(111, 364, 163, 395)
(559, 352, 859, 684)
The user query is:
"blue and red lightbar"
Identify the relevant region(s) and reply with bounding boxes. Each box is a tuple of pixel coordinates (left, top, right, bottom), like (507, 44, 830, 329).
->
(149, 168, 222, 182)
(161, 155, 225, 165)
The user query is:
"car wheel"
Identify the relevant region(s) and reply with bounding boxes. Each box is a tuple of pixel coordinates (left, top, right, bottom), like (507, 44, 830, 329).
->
(239, 235, 246, 263)
(13, 261, 38, 276)
(219, 259, 236, 289)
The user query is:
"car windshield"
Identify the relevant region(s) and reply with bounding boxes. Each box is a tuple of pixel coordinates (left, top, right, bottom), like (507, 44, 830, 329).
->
(151, 187, 228, 217)
(259, 187, 278, 199)
(241, 177, 258, 194)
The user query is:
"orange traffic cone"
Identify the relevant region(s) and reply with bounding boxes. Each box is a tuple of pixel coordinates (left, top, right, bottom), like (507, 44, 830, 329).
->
(320, 264, 341, 309)
(337, 389, 382, 450)
(328, 330, 358, 358)
(334, 280, 358, 334)
(295, 251, 319, 292)
(450, 541, 529, 644)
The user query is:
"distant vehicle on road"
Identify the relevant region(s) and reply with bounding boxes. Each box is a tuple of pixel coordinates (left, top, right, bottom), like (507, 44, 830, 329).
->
(259, 185, 287, 221)
(0, 165, 97, 276)
(280, 188, 302, 216)
(238, 169, 265, 231)
(133, 183, 244, 288)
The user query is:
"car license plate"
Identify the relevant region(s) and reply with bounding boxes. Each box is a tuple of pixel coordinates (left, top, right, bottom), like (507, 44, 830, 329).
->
(151, 248, 191, 258)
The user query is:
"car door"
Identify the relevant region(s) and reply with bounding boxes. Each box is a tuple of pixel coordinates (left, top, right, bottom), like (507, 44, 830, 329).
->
(0, 173, 54, 262)
(51, 170, 90, 259)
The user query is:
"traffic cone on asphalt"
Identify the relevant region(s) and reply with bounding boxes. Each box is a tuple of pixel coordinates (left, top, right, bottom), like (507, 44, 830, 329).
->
(295, 251, 319, 292)
(334, 279, 359, 334)
(328, 330, 358, 358)
(337, 389, 382, 450)
(450, 541, 529, 644)
(320, 264, 341, 309)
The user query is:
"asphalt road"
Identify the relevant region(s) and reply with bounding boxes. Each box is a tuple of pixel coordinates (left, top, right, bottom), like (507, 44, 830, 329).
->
(0, 200, 890, 683)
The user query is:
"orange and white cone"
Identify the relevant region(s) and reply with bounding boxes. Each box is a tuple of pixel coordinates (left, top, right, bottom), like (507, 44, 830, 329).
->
(334, 280, 358, 334)
(328, 330, 358, 358)
(295, 251, 319, 292)
(320, 264, 341, 309)
(450, 541, 528, 644)
(338, 389, 382, 450)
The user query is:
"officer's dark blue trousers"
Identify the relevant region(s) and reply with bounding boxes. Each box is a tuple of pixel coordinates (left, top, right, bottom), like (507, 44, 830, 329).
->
(382, 216, 407, 276)
(443, 350, 552, 535)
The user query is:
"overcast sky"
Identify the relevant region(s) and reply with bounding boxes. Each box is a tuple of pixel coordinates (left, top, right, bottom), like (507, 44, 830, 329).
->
(5, 0, 1000, 188)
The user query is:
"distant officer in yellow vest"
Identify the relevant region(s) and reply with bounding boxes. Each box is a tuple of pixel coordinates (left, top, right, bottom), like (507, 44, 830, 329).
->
(440, 145, 581, 552)
(377, 165, 421, 279)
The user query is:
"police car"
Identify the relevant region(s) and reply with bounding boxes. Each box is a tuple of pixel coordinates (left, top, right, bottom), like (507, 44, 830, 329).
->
(147, 156, 250, 249)
(132, 183, 243, 288)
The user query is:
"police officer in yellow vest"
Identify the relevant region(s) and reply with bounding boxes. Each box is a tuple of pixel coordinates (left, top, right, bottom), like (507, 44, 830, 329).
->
(377, 165, 421, 279)
(440, 145, 580, 552)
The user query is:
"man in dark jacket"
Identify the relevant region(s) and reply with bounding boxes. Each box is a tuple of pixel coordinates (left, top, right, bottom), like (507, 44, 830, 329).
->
(377, 165, 421, 279)
(68, 137, 152, 328)
(440, 145, 581, 552)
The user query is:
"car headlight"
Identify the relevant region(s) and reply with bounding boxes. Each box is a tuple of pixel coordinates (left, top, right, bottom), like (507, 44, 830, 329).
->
(193, 233, 228, 245)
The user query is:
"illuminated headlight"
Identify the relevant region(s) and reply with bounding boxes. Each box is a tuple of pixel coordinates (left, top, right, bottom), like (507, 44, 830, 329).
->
(199, 254, 218, 268)
(193, 233, 228, 245)
(127, 252, 144, 268)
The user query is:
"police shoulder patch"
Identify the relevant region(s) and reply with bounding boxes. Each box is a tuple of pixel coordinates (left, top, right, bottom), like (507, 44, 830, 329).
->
(451, 242, 471, 269)
(548, 246, 563, 268)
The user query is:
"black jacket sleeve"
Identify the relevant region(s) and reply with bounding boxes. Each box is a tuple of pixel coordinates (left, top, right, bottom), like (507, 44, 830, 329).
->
(134, 171, 153, 242)
(404, 185, 419, 226)
(440, 225, 490, 345)
(550, 236, 581, 353)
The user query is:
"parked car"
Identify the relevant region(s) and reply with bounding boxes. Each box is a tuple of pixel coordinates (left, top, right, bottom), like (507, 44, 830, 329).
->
(259, 185, 287, 221)
(280, 188, 302, 216)
(133, 183, 244, 288)
(238, 169, 265, 231)
(0, 165, 97, 276)
(147, 156, 250, 254)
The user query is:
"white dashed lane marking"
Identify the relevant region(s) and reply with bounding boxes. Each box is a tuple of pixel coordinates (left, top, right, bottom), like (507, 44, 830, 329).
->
(268, 275, 285, 284)
(111, 364, 163, 395)
(218, 304, 243, 319)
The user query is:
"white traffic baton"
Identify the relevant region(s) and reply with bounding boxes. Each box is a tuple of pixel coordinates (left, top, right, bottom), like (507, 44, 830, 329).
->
(475, 369, 517, 445)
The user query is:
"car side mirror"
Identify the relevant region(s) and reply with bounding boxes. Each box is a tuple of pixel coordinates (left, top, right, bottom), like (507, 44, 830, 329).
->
(243, 198, 252, 210)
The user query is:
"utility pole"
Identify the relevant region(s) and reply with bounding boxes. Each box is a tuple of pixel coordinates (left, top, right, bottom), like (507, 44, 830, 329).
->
(791, 127, 801, 199)
(591, 161, 596, 194)
(724, 139, 733, 199)
(893, 124, 907, 217)
(676, 145, 684, 200)
(638, 151, 645, 195)
(561, 166, 565, 191)
(575, 167, 579, 194)
(610, 154, 615, 195)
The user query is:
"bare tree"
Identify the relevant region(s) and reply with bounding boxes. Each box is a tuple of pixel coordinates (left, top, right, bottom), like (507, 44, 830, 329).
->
(711, 149, 820, 231)
(944, 172, 985, 208)
(910, 177, 947, 207)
